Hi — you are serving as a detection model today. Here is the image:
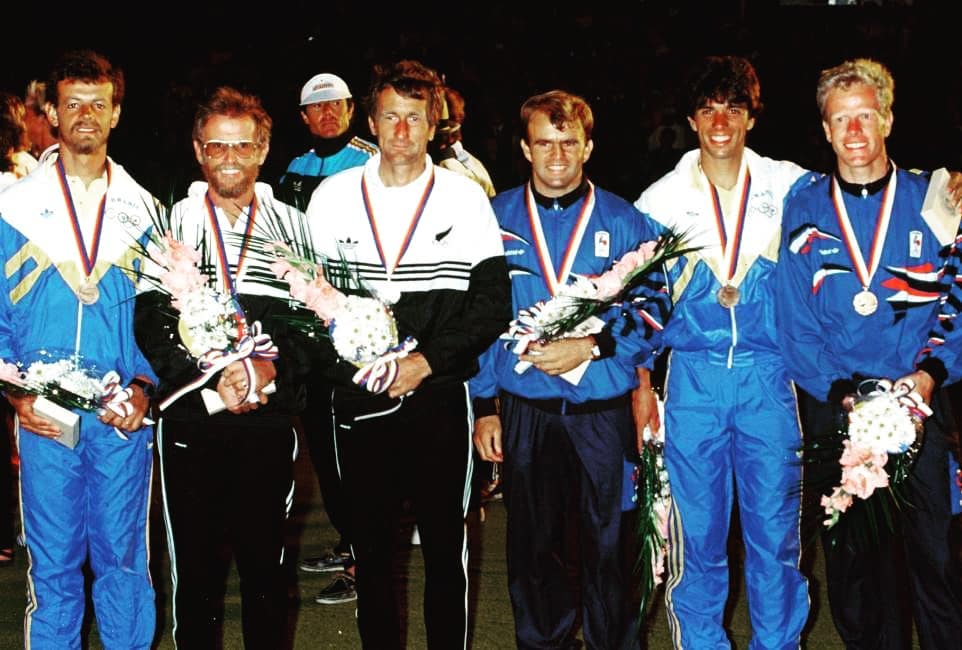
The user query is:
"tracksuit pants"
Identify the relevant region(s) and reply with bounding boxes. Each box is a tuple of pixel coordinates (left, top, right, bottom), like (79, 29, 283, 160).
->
(663, 352, 808, 650)
(334, 382, 472, 650)
(500, 391, 636, 650)
(17, 415, 155, 650)
(158, 414, 295, 649)
(301, 376, 352, 557)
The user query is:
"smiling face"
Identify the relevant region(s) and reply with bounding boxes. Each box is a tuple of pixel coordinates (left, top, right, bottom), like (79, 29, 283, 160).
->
(688, 100, 754, 164)
(520, 110, 593, 198)
(193, 114, 267, 201)
(821, 82, 892, 183)
(47, 79, 120, 156)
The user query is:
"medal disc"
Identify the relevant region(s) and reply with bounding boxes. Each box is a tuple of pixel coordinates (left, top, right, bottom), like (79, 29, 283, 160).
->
(77, 281, 100, 305)
(852, 289, 878, 316)
(717, 284, 740, 308)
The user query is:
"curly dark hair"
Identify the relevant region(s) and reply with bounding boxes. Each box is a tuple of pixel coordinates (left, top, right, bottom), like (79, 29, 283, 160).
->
(686, 56, 762, 118)
(47, 50, 125, 107)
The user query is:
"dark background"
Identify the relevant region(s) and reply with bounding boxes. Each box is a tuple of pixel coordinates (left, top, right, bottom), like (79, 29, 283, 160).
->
(3, 1, 959, 201)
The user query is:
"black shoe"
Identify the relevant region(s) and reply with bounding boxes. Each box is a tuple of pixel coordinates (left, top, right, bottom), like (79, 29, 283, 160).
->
(314, 572, 357, 604)
(299, 551, 352, 573)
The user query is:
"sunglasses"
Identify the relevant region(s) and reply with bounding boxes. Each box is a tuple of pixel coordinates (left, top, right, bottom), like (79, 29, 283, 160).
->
(202, 140, 259, 160)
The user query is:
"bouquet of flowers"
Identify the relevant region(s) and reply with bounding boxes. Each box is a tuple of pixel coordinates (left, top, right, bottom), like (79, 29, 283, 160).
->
(504, 230, 691, 379)
(812, 378, 930, 536)
(265, 242, 416, 395)
(142, 232, 278, 411)
(634, 396, 672, 617)
(0, 349, 145, 447)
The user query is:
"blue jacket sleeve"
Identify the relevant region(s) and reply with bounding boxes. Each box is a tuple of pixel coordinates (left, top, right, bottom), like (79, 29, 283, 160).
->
(776, 195, 846, 401)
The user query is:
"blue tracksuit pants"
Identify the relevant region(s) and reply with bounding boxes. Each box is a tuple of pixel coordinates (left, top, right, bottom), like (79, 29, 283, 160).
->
(663, 352, 808, 650)
(17, 414, 155, 650)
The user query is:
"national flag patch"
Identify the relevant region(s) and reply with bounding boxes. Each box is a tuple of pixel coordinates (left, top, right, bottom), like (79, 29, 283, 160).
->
(789, 224, 842, 255)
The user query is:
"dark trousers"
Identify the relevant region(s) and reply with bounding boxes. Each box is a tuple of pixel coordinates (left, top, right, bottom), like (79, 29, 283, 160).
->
(500, 393, 636, 650)
(301, 377, 352, 555)
(158, 414, 296, 649)
(335, 382, 471, 650)
(805, 392, 962, 650)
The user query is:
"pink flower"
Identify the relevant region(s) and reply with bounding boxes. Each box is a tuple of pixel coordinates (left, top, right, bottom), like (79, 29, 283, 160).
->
(269, 258, 297, 282)
(841, 463, 889, 500)
(592, 271, 623, 300)
(821, 487, 853, 515)
(288, 272, 347, 325)
(0, 361, 22, 384)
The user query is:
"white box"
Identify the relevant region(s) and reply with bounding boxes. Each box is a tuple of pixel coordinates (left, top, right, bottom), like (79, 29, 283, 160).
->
(200, 381, 277, 415)
(32, 396, 81, 449)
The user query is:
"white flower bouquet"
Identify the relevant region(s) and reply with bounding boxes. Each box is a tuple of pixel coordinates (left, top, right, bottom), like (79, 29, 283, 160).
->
(504, 230, 691, 381)
(0, 349, 145, 447)
(266, 243, 417, 394)
(143, 233, 278, 411)
(814, 378, 930, 532)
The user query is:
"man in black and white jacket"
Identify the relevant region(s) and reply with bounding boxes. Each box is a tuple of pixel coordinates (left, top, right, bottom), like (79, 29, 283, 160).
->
(305, 59, 510, 649)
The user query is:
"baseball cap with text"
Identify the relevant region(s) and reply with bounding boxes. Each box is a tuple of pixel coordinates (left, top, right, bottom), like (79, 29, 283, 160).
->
(299, 73, 352, 106)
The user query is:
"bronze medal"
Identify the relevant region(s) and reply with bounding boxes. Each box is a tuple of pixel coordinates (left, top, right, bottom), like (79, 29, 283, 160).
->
(717, 284, 740, 308)
(77, 280, 100, 305)
(852, 289, 878, 316)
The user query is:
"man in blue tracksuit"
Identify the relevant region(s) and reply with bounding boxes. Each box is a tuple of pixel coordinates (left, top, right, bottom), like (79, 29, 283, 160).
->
(634, 57, 816, 649)
(777, 58, 962, 650)
(472, 90, 666, 649)
(0, 51, 157, 649)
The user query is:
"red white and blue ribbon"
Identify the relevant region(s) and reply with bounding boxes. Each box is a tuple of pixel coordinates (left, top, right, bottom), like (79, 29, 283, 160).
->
(56, 157, 110, 277)
(159, 320, 278, 411)
(525, 182, 596, 296)
(205, 193, 257, 324)
(97, 371, 155, 440)
(351, 336, 418, 394)
(831, 167, 897, 293)
(361, 169, 435, 277)
(708, 168, 751, 285)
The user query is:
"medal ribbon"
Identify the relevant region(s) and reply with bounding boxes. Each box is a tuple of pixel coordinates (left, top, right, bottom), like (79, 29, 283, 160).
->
(361, 168, 436, 277)
(708, 167, 751, 284)
(56, 157, 111, 277)
(204, 193, 257, 302)
(525, 181, 596, 296)
(831, 165, 897, 291)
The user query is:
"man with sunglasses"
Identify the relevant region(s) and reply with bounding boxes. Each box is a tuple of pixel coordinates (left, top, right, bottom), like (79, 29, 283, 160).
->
(134, 86, 317, 648)
(0, 50, 158, 649)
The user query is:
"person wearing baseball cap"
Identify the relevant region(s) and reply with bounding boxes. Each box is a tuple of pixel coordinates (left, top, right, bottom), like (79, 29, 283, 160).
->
(283, 72, 376, 607)
(279, 72, 377, 209)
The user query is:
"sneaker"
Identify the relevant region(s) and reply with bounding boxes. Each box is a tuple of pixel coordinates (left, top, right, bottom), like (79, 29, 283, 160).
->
(314, 572, 357, 604)
(299, 551, 352, 573)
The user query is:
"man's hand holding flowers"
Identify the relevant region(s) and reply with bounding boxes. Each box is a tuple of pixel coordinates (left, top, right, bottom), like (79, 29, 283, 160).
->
(520, 336, 598, 376)
(217, 358, 277, 414)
